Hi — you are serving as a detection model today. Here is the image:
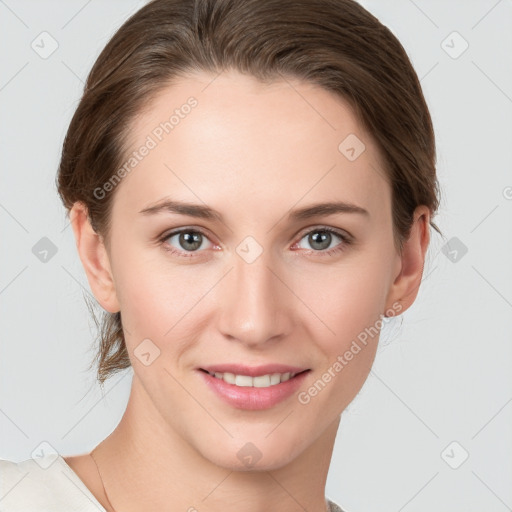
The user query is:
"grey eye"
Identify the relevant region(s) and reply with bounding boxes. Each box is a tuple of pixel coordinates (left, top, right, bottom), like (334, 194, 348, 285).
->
(298, 229, 344, 251)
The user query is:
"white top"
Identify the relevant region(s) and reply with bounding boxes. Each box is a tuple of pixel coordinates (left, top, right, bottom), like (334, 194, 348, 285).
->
(0, 454, 346, 511)
(0, 454, 106, 511)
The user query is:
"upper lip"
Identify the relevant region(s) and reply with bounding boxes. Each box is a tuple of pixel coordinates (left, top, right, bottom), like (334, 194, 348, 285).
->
(199, 364, 310, 377)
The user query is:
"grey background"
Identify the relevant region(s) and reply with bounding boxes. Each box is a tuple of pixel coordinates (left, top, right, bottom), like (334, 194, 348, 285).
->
(1, 1, 511, 511)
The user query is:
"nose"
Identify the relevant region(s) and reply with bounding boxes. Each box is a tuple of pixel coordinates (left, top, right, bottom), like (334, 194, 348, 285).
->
(216, 247, 293, 349)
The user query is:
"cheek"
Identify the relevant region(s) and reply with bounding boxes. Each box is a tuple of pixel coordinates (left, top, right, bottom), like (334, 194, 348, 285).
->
(112, 251, 211, 362)
(294, 259, 389, 346)
(291, 258, 389, 400)
(110, 246, 178, 338)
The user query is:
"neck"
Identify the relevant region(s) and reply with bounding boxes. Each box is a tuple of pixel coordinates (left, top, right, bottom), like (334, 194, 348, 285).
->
(92, 374, 340, 512)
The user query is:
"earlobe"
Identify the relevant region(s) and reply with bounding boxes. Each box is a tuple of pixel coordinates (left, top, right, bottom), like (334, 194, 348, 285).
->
(384, 205, 431, 316)
(69, 202, 120, 313)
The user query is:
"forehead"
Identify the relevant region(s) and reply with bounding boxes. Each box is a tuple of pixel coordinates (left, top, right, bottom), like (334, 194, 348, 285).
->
(113, 70, 391, 225)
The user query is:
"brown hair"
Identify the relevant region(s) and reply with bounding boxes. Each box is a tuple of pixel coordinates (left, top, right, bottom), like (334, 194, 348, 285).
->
(56, 0, 442, 387)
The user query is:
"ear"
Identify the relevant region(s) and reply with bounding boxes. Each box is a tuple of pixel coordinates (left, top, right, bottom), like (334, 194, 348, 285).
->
(69, 202, 120, 313)
(384, 205, 431, 316)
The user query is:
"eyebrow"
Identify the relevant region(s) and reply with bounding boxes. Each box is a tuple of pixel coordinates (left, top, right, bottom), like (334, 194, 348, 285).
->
(138, 199, 369, 222)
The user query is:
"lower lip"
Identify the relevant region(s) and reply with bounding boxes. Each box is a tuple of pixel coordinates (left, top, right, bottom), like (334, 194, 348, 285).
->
(198, 370, 310, 410)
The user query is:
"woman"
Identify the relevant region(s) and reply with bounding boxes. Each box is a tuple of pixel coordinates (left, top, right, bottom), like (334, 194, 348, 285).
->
(0, 0, 441, 510)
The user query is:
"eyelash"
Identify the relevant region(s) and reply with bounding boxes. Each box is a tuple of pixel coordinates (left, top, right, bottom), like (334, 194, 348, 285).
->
(157, 226, 352, 259)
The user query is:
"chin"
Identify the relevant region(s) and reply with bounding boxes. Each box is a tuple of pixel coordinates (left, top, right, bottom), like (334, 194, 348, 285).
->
(202, 438, 303, 473)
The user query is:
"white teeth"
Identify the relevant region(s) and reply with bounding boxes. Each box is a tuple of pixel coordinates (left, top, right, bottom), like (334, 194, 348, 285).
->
(209, 371, 297, 388)
(235, 374, 253, 387)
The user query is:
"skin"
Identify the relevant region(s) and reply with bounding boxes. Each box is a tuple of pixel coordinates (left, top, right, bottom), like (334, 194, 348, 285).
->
(65, 69, 430, 512)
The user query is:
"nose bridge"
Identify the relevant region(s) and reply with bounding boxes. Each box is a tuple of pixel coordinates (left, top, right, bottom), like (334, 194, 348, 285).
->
(217, 241, 291, 346)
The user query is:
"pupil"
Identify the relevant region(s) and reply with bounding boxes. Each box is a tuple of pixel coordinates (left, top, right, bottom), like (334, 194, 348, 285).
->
(180, 232, 201, 251)
(310, 231, 330, 250)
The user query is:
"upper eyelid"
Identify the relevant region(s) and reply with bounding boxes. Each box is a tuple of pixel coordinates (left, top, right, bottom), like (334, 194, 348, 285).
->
(296, 224, 349, 238)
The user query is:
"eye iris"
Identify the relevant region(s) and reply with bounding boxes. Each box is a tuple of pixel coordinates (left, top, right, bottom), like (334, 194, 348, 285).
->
(309, 231, 331, 250)
(180, 231, 202, 251)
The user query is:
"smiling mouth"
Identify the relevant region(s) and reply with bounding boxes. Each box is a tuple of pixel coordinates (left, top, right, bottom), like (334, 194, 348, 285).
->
(198, 368, 310, 388)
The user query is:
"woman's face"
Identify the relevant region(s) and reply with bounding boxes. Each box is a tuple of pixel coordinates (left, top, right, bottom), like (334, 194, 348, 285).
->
(87, 70, 420, 470)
